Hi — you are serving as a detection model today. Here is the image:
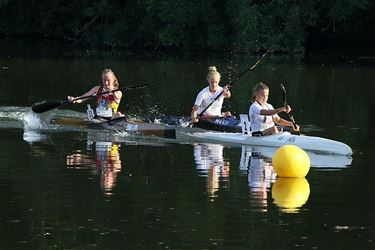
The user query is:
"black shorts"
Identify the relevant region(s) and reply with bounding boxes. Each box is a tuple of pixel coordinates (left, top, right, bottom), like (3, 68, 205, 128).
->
(251, 131, 263, 136)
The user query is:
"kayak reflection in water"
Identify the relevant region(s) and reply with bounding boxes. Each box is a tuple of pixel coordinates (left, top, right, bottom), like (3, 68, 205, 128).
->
(191, 66, 231, 123)
(249, 82, 299, 136)
(194, 143, 230, 201)
(240, 147, 276, 212)
(66, 141, 122, 195)
(67, 69, 124, 120)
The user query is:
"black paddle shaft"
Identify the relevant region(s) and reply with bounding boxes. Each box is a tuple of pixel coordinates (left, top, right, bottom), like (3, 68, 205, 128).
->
(31, 83, 151, 113)
(71, 83, 151, 102)
(280, 83, 298, 130)
(197, 51, 269, 117)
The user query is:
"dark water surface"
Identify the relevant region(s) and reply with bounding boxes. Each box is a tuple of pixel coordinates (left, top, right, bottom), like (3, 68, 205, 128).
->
(0, 41, 374, 249)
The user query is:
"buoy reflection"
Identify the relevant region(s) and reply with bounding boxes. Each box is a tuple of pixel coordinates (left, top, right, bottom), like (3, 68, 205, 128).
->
(272, 177, 310, 213)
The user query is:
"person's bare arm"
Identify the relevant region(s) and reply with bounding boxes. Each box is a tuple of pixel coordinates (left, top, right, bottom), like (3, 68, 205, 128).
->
(191, 105, 200, 123)
(68, 86, 100, 103)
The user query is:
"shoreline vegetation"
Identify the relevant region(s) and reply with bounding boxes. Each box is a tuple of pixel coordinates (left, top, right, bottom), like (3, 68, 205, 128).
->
(0, 0, 374, 54)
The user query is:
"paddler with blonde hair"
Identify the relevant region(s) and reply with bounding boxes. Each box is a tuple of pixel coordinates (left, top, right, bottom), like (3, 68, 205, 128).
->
(191, 66, 232, 123)
(67, 69, 124, 120)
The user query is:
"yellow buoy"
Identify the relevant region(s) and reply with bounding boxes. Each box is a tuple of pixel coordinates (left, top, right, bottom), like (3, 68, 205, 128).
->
(272, 177, 310, 213)
(272, 145, 310, 178)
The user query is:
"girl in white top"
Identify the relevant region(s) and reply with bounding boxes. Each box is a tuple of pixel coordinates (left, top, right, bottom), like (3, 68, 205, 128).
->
(249, 82, 299, 136)
(191, 66, 231, 123)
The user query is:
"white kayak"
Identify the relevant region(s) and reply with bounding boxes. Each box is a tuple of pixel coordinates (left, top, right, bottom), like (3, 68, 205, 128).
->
(240, 146, 352, 167)
(188, 131, 353, 156)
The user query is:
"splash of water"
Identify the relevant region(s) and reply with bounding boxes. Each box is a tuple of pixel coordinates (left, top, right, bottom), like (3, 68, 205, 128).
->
(23, 130, 47, 143)
(115, 131, 129, 137)
(23, 111, 53, 130)
(22, 110, 54, 143)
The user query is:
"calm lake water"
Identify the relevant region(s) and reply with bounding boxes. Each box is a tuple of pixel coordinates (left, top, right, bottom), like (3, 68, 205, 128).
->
(0, 41, 374, 249)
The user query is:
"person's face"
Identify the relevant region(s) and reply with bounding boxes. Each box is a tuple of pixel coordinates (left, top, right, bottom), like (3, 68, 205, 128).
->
(256, 88, 269, 104)
(208, 75, 220, 90)
(102, 72, 115, 90)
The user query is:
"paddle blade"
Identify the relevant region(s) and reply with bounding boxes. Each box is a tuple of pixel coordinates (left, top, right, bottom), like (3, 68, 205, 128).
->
(31, 100, 64, 113)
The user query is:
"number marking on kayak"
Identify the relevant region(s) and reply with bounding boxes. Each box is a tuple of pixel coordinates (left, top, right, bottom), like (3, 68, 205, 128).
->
(287, 137, 296, 143)
(214, 118, 230, 125)
(277, 136, 296, 143)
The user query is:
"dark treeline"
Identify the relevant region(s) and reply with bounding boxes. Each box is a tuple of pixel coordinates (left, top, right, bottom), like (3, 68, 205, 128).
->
(0, 0, 373, 53)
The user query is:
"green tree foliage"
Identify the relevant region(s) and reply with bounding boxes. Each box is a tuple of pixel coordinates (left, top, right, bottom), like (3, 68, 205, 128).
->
(0, 0, 373, 52)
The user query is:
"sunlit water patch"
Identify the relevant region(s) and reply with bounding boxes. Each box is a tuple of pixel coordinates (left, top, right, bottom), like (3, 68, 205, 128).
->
(0, 106, 93, 144)
(0, 106, 30, 128)
(0, 105, 86, 130)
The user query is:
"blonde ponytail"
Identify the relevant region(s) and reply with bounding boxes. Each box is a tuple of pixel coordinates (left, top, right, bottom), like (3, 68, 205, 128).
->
(207, 66, 221, 80)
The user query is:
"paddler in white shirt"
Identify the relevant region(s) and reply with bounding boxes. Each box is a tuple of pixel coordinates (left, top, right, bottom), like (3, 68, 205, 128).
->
(249, 82, 300, 136)
(67, 69, 124, 120)
(191, 66, 232, 123)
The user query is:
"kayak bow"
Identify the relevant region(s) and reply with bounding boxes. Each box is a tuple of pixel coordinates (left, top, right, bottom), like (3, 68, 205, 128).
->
(188, 131, 352, 156)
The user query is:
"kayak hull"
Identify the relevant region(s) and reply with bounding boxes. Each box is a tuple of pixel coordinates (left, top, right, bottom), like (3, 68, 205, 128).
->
(52, 117, 177, 139)
(189, 131, 353, 156)
(91, 117, 176, 139)
(194, 116, 242, 132)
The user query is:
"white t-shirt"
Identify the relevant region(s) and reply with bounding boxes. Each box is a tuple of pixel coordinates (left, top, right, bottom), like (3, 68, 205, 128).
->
(194, 86, 224, 117)
(249, 101, 279, 132)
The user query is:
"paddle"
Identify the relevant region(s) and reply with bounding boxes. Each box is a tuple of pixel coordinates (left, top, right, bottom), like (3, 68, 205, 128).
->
(197, 51, 269, 118)
(184, 51, 269, 127)
(280, 83, 298, 131)
(31, 83, 152, 113)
